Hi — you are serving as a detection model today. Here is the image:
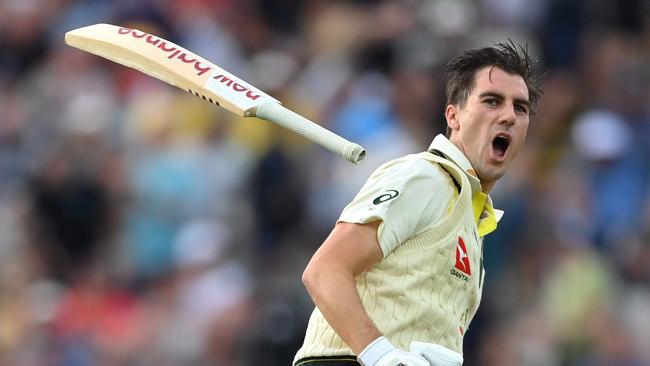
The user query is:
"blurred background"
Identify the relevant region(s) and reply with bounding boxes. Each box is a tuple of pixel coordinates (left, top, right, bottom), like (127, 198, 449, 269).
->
(0, 0, 649, 365)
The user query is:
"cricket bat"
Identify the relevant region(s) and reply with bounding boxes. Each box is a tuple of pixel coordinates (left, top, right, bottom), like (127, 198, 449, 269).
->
(64, 23, 365, 164)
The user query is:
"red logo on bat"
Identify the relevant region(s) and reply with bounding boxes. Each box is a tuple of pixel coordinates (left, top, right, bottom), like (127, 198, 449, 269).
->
(117, 27, 212, 76)
(211, 74, 262, 101)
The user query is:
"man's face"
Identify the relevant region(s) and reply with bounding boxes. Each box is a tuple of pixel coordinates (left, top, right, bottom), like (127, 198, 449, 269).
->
(447, 66, 530, 192)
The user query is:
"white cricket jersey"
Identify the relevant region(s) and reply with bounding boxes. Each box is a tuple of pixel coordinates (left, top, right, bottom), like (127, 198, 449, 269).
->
(294, 135, 503, 364)
(338, 152, 458, 256)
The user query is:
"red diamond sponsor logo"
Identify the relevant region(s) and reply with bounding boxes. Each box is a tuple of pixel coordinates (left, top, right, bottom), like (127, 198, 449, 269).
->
(455, 237, 471, 275)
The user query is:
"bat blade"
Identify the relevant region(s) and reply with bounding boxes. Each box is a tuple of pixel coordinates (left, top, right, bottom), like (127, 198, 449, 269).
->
(64, 23, 366, 164)
(64, 23, 275, 115)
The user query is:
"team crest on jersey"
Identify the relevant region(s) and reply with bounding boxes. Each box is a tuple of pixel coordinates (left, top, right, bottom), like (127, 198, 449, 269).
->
(450, 236, 471, 282)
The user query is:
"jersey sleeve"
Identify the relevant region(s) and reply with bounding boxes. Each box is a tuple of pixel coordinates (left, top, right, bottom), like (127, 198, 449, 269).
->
(338, 156, 456, 257)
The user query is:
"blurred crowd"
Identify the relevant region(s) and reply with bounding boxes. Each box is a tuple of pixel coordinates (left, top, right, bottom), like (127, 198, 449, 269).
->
(0, 0, 649, 365)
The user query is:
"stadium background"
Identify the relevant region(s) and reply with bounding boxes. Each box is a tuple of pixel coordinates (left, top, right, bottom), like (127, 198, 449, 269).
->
(0, 0, 649, 364)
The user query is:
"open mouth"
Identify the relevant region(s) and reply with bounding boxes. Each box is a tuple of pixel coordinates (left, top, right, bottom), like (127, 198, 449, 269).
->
(491, 134, 511, 160)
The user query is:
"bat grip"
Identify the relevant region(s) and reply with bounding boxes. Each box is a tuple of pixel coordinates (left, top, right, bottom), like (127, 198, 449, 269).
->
(254, 102, 366, 164)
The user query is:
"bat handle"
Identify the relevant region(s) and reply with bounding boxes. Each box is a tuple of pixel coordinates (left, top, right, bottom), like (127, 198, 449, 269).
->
(254, 102, 366, 164)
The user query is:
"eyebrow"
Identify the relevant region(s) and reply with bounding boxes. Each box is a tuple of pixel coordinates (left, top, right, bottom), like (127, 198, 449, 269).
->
(478, 91, 531, 109)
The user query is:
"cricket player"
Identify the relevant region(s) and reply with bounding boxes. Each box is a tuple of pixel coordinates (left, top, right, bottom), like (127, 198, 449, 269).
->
(293, 42, 543, 366)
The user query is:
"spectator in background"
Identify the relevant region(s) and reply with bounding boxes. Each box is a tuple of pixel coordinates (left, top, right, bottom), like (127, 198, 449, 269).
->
(167, 218, 253, 365)
(25, 111, 119, 283)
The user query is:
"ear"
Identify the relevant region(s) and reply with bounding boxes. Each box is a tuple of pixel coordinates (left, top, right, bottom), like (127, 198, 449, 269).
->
(445, 104, 460, 132)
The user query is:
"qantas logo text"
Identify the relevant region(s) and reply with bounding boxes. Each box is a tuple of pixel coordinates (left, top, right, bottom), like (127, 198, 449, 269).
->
(450, 236, 471, 282)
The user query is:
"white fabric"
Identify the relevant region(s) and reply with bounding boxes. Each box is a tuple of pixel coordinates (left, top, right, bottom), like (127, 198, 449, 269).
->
(375, 349, 430, 366)
(338, 154, 455, 256)
(410, 342, 463, 366)
(358, 336, 394, 366)
(358, 336, 429, 366)
(427, 134, 482, 193)
(294, 151, 483, 362)
(338, 134, 505, 257)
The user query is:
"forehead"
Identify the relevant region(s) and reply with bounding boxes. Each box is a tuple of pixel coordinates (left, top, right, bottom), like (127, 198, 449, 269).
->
(471, 66, 529, 100)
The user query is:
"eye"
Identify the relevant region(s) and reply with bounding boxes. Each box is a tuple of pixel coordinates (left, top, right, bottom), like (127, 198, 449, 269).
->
(484, 98, 499, 107)
(514, 104, 528, 114)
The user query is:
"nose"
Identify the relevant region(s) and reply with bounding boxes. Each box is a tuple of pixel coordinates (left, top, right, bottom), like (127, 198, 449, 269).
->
(499, 105, 516, 126)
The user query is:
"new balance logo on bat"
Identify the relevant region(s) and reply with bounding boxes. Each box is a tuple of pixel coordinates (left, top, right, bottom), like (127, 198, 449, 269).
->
(117, 27, 264, 102)
(211, 75, 262, 101)
(117, 27, 211, 76)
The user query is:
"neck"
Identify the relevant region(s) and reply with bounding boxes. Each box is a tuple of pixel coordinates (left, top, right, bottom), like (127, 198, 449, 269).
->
(479, 178, 495, 193)
(449, 135, 496, 194)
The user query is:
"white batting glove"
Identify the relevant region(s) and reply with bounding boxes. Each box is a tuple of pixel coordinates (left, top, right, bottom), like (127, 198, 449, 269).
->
(409, 342, 463, 366)
(358, 336, 429, 366)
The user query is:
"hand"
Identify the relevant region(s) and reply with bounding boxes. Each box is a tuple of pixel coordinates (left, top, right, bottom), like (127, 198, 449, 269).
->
(409, 342, 463, 366)
(358, 337, 429, 366)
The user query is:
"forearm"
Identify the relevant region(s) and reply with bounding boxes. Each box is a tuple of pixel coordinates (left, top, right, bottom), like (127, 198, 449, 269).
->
(303, 263, 381, 355)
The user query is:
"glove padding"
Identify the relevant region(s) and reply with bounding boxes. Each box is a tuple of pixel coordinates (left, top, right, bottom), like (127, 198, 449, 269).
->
(358, 337, 429, 366)
(410, 342, 463, 366)
(375, 349, 429, 366)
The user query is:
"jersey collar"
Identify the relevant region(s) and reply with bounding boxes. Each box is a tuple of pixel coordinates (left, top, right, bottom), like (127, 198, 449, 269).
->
(428, 134, 504, 234)
(428, 134, 482, 191)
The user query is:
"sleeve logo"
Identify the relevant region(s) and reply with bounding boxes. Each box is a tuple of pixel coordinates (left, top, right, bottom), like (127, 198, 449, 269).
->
(373, 190, 399, 205)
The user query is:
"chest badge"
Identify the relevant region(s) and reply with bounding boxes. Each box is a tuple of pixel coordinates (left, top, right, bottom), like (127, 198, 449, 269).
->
(454, 237, 472, 276)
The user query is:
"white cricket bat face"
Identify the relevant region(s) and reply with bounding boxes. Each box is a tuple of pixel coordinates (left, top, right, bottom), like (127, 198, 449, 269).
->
(65, 23, 366, 164)
(65, 24, 277, 116)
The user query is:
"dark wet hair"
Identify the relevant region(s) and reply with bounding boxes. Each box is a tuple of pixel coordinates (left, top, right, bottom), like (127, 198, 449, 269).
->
(444, 41, 543, 116)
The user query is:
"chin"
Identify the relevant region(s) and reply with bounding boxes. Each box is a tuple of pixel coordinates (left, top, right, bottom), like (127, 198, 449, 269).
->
(478, 166, 507, 182)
